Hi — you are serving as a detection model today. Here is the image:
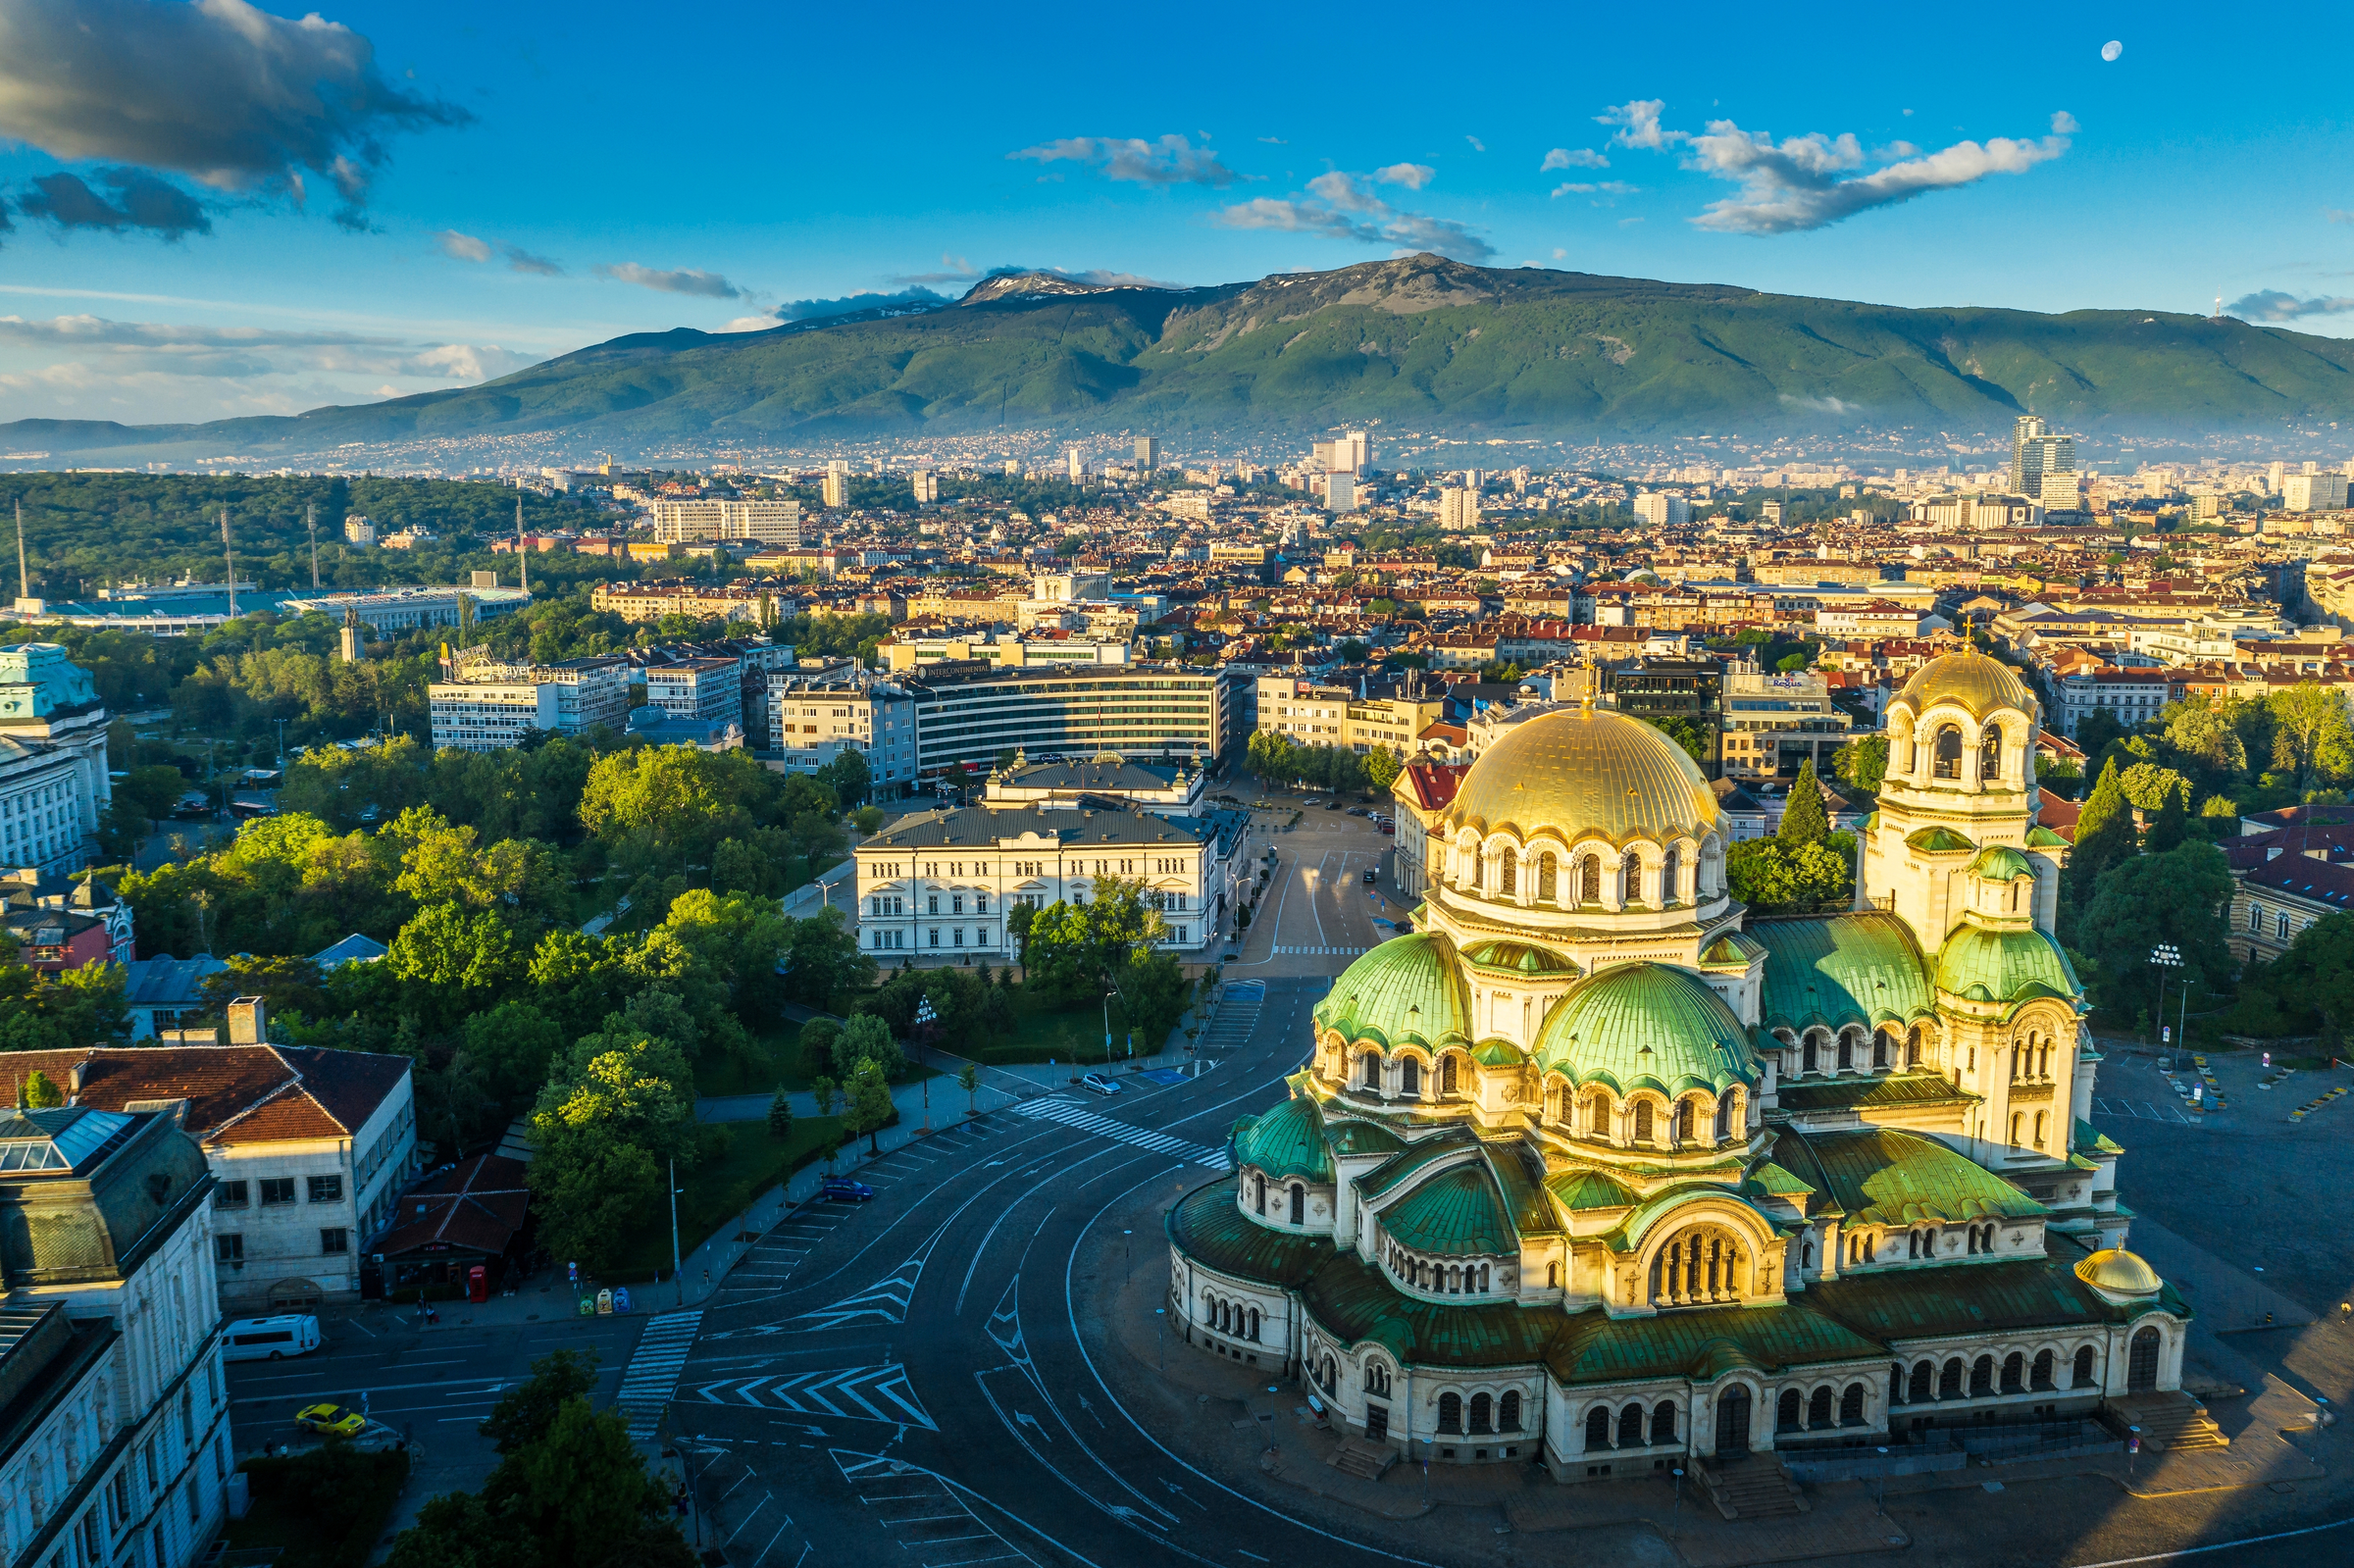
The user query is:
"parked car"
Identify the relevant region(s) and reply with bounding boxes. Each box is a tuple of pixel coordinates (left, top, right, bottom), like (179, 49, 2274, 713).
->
(820, 1176, 874, 1202)
(1080, 1072, 1123, 1096)
(1346, 806, 1368, 817)
(1362, 869, 1378, 885)
(1324, 800, 1343, 811)
(293, 1403, 366, 1437)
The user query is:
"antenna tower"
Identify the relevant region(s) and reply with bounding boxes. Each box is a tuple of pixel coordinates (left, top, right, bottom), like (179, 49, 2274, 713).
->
(516, 495, 529, 596)
(306, 502, 320, 587)
(13, 501, 26, 607)
(222, 508, 236, 618)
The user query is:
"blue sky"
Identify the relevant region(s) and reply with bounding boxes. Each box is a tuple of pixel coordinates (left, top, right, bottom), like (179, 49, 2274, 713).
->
(3, 0, 2352, 427)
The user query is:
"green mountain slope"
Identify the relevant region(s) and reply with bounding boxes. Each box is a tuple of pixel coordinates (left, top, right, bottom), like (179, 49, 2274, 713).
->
(13, 256, 2354, 457)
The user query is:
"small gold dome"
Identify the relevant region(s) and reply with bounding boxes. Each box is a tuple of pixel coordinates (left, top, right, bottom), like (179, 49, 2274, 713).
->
(1893, 646, 2037, 723)
(1443, 705, 1718, 845)
(2073, 1247, 2162, 1296)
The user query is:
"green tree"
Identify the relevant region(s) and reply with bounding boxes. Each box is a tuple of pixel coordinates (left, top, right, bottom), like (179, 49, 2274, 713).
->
(799, 1017, 842, 1079)
(1725, 837, 1851, 913)
(486, 1399, 681, 1568)
(478, 1349, 600, 1455)
(2069, 758, 2136, 887)
(2072, 842, 2234, 1023)
(836, 1012, 904, 1080)
(767, 1087, 793, 1139)
(24, 1069, 64, 1107)
(1779, 758, 1830, 844)
(1362, 745, 1405, 791)
(1830, 733, 1889, 794)
(2073, 708, 2128, 765)
(958, 1061, 979, 1115)
(2141, 777, 2188, 853)
(2162, 696, 2249, 779)
(458, 1001, 569, 1117)
(1644, 716, 1714, 767)
(2267, 683, 2354, 795)
(533, 1021, 698, 1163)
(844, 1059, 894, 1154)
(1020, 876, 1164, 1004)
(779, 908, 875, 1010)
(810, 1075, 839, 1119)
(524, 1125, 663, 1279)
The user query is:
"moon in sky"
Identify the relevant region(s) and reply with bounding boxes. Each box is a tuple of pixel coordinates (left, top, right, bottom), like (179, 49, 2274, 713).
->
(2101, 39, 2124, 61)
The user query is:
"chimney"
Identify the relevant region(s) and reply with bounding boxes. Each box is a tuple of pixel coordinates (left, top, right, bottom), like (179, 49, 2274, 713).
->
(67, 1062, 85, 1100)
(227, 995, 267, 1045)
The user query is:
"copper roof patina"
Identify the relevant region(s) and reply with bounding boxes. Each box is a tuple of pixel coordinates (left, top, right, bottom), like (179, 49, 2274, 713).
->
(1756, 912, 1936, 1037)
(1381, 1164, 1517, 1255)
(1231, 1095, 1334, 1185)
(1780, 1127, 2048, 1227)
(1775, 1072, 1977, 1115)
(1314, 933, 1473, 1052)
(1935, 917, 2083, 1010)
(1532, 961, 1757, 1097)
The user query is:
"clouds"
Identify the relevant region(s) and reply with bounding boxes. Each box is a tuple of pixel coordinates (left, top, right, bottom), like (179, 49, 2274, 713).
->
(0, 312, 532, 380)
(2050, 111, 2079, 134)
(0, 0, 470, 229)
(2226, 290, 2354, 323)
(774, 287, 950, 324)
(594, 263, 741, 299)
(435, 228, 566, 276)
(1597, 100, 1679, 151)
(1215, 170, 1494, 262)
(1010, 134, 1237, 187)
(1552, 181, 1639, 199)
(1374, 163, 1435, 190)
(18, 169, 209, 238)
(1542, 148, 1609, 172)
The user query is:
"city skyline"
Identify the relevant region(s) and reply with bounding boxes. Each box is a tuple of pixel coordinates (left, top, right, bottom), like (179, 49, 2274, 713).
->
(2, 0, 2352, 428)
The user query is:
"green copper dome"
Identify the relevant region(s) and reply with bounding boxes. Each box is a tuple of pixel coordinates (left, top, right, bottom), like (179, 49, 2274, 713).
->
(1935, 917, 2082, 1008)
(1970, 845, 2036, 883)
(1232, 1095, 1335, 1185)
(1532, 961, 1758, 1097)
(1379, 1163, 1515, 1255)
(1460, 939, 1578, 975)
(1315, 933, 1473, 1051)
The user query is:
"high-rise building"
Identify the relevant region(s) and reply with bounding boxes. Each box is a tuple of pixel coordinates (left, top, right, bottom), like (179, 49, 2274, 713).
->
(1067, 447, 1087, 482)
(910, 469, 939, 504)
(1135, 436, 1159, 470)
(1326, 472, 1359, 513)
(1631, 491, 1689, 528)
(646, 498, 802, 544)
(342, 513, 376, 547)
(2009, 415, 2074, 500)
(2283, 473, 2350, 512)
(822, 471, 850, 509)
(1439, 487, 1482, 531)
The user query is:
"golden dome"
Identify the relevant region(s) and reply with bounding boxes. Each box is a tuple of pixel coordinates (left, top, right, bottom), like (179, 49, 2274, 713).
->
(2073, 1247, 2162, 1296)
(1893, 646, 2037, 722)
(1443, 705, 1718, 844)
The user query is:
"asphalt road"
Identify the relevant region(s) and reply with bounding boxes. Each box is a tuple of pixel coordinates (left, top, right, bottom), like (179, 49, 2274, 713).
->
(658, 973, 1372, 1568)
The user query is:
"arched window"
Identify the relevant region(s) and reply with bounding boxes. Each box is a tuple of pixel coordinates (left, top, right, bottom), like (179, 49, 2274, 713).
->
(1584, 1405, 1612, 1449)
(1468, 848, 1483, 888)
(1440, 1055, 1458, 1094)
(1502, 1391, 1523, 1432)
(1620, 852, 1640, 905)
(1933, 725, 1963, 781)
(1674, 1098, 1694, 1142)
(1890, 1363, 1905, 1405)
(1478, 1264, 1491, 1291)
(1322, 1354, 1337, 1392)
(1618, 1403, 1646, 1447)
(1254, 1173, 1266, 1214)
(1401, 1058, 1420, 1096)
(1840, 1384, 1865, 1425)
(1651, 1400, 1675, 1442)
(2009, 1112, 2022, 1149)
(2034, 1111, 2048, 1149)
(1547, 1262, 1559, 1288)
(2073, 1346, 2098, 1389)
(1837, 1034, 1854, 1072)
(1439, 1392, 1462, 1433)
(1248, 1307, 1260, 1341)
(1580, 854, 1601, 902)
(1808, 1387, 1833, 1428)
(1802, 1036, 1818, 1074)
(1360, 1053, 1380, 1089)
(1907, 1027, 1922, 1068)
(1470, 1392, 1494, 1434)
(1289, 1185, 1305, 1226)
(2128, 1327, 2161, 1392)
(2030, 1350, 2056, 1391)
(1649, 1225, 1750, 1307)
(1633, 1100, 1654, 1142)
(1662, 847, 1680, 904)
(1979, 727, 2002, 784)
(1366, 1362, 1392, 1396)
(1537, 852, 1557, 902)
(1500, 854, 1517, 895)
(2001, 1352, 2023, 1393)
(1590, 1093, 1612, 1137)
(1909, 1361, 1933, 1403)
(1714, 1095, 1732, 1139)
(1776, 1390, 1802, 1432)
(1938, 1359, 1963, 1398)
(1970, 1355, 1994, 1396)
(1872, 1032, 1889, 1070)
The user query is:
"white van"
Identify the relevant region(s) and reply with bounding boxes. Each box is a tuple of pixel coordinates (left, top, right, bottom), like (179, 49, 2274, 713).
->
(222, 1315, 322, 1362)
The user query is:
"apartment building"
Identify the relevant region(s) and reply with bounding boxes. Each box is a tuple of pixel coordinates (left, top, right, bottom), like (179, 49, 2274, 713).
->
(853, 801, 1248, 960)
(896, 663, 1238, 782)
(646, 498, 801, 545)
(1438, 488, 1482, 531)
(428, 655, 632, 750)
(767, 671, 918, 794)
(589, 582, 774, 625)
(1720, 664, 1855, 781)
(0, 1104, 232, 1568)
(2050, 667, 2189, 739)
(1254, 677, 1442, 757)
(0, 642, 113, 875)
(645, 657, 744, 732)
(1602, 657, 1724, 775)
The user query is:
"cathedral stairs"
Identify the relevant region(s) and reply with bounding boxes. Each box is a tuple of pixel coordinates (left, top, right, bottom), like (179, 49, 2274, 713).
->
(1328, 1438, 1400, 1480)
(1693, 1454, 1808, 1519)
(2106, 1392, 2230, 1452)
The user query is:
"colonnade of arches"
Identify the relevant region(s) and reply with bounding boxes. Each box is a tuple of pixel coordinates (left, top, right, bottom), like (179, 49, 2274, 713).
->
(1347, 1045, 1467, 1101)
(1893, 711, 2030, 792)
(1543, 1079, 1742, 1151)
(1892, 1341, 2112, 1405)
(1449, 833, 1722, 914)
(1247, 1170, 1308, 1227)
(1382, 1237, 1498, 1297)
(1197, 1287, 1262, 1343)
(1775, 1022, 1935, 1080)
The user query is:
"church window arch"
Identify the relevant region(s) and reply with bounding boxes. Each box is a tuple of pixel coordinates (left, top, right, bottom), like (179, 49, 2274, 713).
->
(1970, 1355, 1995, 1396)
(1837, 1032, 1854, 1072)
(1979, 726, 2002, 785)
(1674, 1097, 1695, 1143)
(1365, 1361, 1392, 1397)
(1580, 854, 1602, 902)
(1808, 1386, 1833, 1428)
(1776, 1390, 1803, 1432)
(2033, 1111, 2048, 1149)
(1401, 1057, 1421, 1097)
(1440, 1055, 1458, 1095)
(1662, 846, 1681, 904)
(1584, 1405, 1612, 1449)
(1933, 725, 1964, 781)
(1802, 1034, 1820, 1075)
(1620, 852, 1640, 905)
(1439, 1392, 1463, 1434)
(1322, 1354, 1338, 1393)
(1649, 1223, 1750, 1307)
(1872, 1031, 1890, 1070)
(1632, 1099, 1655, 1142)
(1840, 1383, 1866, 1425)
(1248, 1307, 1260, 1341)
(1467, 845, 1483, 888)
(1500, 852, 1517, 896)
(2073, 1346, 2098, 1389)
(1651, 1400, 1674, 1442)
(1503, 1391, 1525, 1432)
(1253, 1173, 1266, 1215)
(1470, 1392, 1494, 1434)
(1289, 1185, 1305, 1226)
(1906, 1026, 1923, 1068)
(1938, 1358, 1964, 1398)
(1536, 852, 1558, 902)
(1909, 1361, 1933, 1403)
(2010, 1112, 2023, 1147)
(1359, 1052, 1381, 1090)
(2030, 1349, 2056, 1391)
(1589, 1091, 1612, 1138)
(1714, 1094, 1732, 1140)
(2001, 1352, 2024, 1393)
(1618, 1402, 1645, 1446)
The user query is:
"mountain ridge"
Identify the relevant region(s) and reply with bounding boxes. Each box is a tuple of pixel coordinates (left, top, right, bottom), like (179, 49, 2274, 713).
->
(10, 255, 2354, 461)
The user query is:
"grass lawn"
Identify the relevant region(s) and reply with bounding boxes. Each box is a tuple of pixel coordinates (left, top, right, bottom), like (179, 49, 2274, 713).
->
(970, 987, 1178, 1069)
(693, 1024, 940, 1098)
(611, 1113, 844, 1281)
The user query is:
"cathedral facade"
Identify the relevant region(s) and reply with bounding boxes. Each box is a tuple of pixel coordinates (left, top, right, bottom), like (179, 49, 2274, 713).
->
(1166, 648, 2187, 1482)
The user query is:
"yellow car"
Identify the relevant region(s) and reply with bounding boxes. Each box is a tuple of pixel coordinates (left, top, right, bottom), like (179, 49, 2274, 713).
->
(293, 1402, 366, 1437)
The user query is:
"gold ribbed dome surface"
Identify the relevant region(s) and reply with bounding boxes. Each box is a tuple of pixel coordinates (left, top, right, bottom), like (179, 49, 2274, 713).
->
(1894, 646, 2036, 721)
(2073, 1247, 2162, 1296)
(1443, 705, 1718, 844)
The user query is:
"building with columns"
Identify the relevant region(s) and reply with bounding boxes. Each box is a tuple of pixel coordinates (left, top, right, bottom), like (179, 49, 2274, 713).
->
(1167, 648, 2192, 1500)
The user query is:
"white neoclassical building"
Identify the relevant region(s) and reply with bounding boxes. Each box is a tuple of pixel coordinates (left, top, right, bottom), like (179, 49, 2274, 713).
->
(1167, 649, 2194, 1501)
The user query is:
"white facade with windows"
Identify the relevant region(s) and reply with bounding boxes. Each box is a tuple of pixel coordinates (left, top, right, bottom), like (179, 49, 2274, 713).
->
(429, 656, 632, 751)
(646, 498, 801, 545)
(0, 643, 111, 876)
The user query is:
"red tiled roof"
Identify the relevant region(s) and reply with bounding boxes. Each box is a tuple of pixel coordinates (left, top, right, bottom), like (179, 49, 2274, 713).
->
(372, 1153, 530, 1260)
(1397, 760, 1471, 810)
(2036, 788, 2079, 841)
(2244, 852, 2354, 910)
(0, 1044, 408, 1144)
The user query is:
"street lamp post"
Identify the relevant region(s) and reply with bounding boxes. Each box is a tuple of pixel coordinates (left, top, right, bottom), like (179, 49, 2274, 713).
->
(913, 995, 937, 1134)
(2151, 944, 2181, 1051)
(669, 1157, 684, 1306)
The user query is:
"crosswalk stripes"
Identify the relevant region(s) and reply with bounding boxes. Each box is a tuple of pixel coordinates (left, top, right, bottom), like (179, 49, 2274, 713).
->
(1270, 945, 1369, 957)
(1197, 980, 1262, 1055)
(1011, 1096, 1230, 1170)
(692, 1364, 937, 1430)
(615, 1308, 702, 1438)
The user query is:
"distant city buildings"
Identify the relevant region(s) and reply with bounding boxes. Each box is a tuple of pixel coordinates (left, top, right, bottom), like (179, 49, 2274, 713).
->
(646, 497, 801, 545)
(2010, 415, 2077, 508)
(428, 654, 632, 750)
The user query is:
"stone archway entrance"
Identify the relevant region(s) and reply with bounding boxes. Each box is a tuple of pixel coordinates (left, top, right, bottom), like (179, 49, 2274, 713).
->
(1714, 1386, 1751, 1455)
(2127, 1327, 2161, 1392)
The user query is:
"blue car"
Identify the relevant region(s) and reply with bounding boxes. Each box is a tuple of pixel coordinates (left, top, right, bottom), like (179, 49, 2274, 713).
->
(820, 1177, 874, 1202)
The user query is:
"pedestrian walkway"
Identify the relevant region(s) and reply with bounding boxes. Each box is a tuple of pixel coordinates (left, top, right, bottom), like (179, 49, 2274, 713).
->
(615, 1308, 702, 1438)
(1197, 982, 1263, 1057)
(1270, 945, 1369, 957)
(1011, 1095, 1231, 1169)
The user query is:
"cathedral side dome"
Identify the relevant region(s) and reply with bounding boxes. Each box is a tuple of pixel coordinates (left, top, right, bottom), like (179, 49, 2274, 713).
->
(1936, 918, 2082, 1007)
(2073, 1247, 2162, 1297)
(1233, 1095, 1334, 1184)
(1532, 961, 1758, 1096)
(1315, 933, 1473, 1051)
(1892, 645, 2037, 722)
(1441, 705, 1718, 845)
